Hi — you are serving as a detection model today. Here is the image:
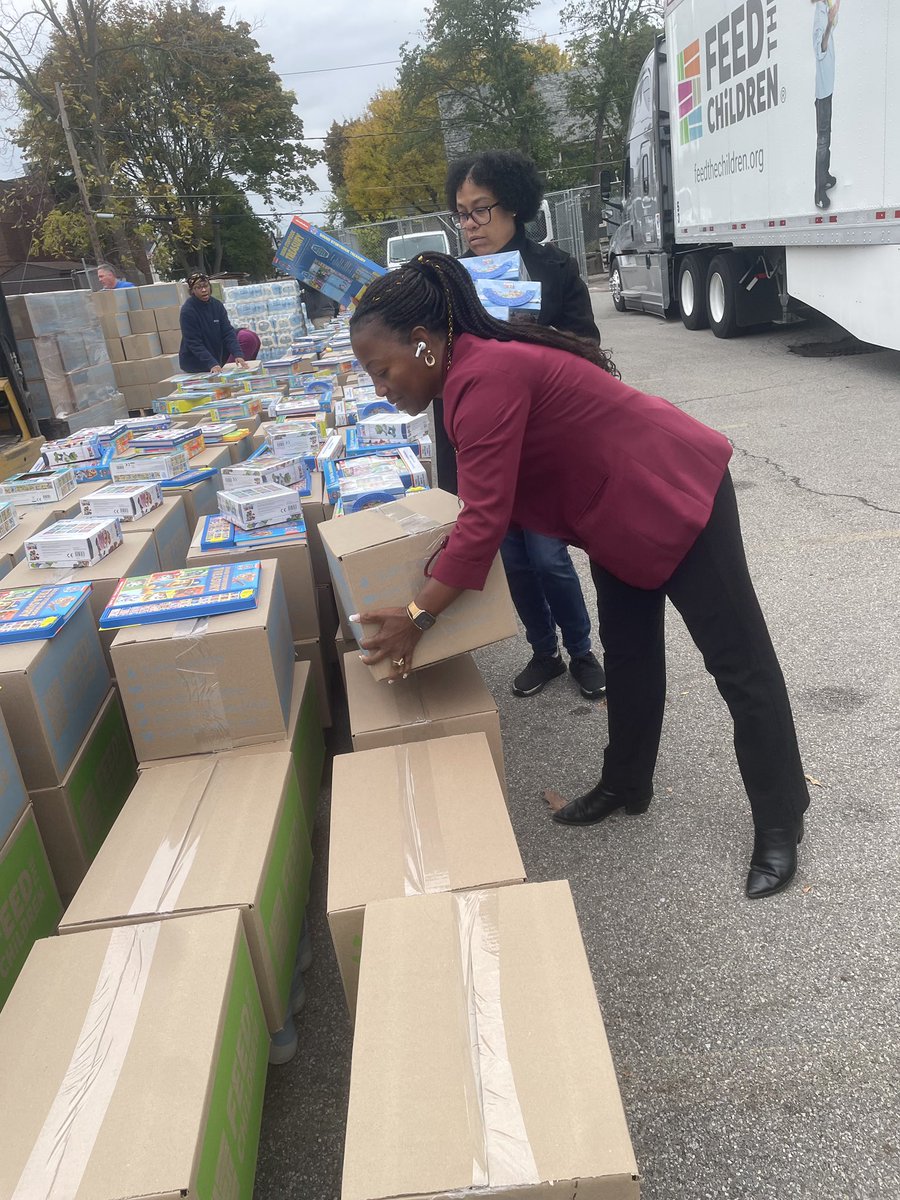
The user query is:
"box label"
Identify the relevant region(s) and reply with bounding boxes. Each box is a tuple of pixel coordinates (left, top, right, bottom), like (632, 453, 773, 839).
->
(195, 930, 268, 1200)
(0, 813, 61, 1008)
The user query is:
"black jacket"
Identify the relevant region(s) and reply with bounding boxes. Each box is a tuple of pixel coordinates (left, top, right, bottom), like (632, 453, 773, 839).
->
(178, 294, 241, 373)
(434, 231, 601, 493)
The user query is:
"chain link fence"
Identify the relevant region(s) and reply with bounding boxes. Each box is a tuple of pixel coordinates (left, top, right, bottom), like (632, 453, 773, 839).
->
(331, 183, 615, 281)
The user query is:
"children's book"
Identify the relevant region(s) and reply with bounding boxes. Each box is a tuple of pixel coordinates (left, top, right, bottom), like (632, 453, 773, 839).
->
(0, 582, 92, 643)
(99, 561, 261, 628)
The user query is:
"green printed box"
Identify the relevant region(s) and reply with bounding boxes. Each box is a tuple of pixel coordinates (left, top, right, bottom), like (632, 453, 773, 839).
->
(0, 707, 28, 846)
(61, 751, 312, 1032)
(30, 689, 138, 905)
(0, 806, 62, 1010)
(0, 908, 268, 1198)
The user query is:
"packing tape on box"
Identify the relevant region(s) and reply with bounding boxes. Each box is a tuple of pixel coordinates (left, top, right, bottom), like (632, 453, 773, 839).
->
(396, 744, 450, 896)
(385, 672, 431, 729)
(171, 616, 235, 752)
(12, 922, 163, 1198)
(454, 889, 540, 1190)
(378, 503, 444, 537)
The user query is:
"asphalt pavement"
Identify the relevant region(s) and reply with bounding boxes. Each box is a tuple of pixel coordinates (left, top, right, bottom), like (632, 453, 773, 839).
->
(254, 292, 900, 1200)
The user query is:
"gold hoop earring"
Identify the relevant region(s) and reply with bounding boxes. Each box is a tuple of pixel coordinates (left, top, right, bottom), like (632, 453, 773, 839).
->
(424, 349, 436, 368)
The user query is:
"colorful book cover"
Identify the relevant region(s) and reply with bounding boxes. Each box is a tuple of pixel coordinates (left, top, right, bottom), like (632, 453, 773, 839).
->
(0, 582, 92, 644)
(200, 515, 236, 550)
(159, 467, 218, 489)
(232, 518, 307, 546)
(99, 561, 261, 628)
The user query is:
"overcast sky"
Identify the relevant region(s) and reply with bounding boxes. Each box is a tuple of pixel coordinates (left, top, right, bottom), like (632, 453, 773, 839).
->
(0, 0, 569, 227)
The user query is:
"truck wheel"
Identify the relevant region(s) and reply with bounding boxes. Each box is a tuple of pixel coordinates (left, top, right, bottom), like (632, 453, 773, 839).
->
(609, 263, 627, 312)
(706, 253, 741, 338)
(679, 256, 709, 330)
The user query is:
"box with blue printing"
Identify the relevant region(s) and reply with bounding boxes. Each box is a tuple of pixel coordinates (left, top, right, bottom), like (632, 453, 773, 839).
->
(459, 250, 528, 281)
(475, 278, 542, 315)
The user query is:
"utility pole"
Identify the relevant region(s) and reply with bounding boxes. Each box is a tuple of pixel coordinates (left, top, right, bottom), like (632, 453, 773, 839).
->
(54, 82, 105, 266)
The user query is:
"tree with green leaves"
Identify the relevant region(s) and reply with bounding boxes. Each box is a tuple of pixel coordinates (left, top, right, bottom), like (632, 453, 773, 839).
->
(3, 0, 319, 276)
(562, 0, 664, 183)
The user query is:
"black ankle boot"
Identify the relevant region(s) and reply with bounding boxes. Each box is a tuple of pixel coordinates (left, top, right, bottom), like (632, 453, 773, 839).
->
(745, 818, 805, 899)
(552, 784, 652, 826)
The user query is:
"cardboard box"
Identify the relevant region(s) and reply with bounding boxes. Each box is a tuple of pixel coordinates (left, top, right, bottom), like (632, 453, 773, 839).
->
(2, 532, 160, 675)
(137, 280, 187, 309)
(80, 480, 163, 521)
(112, 558, 294, 762)
(317, 582, 339, 658)
(29, 689, 137, 905)
(127, 307, 159, 335)
(121, 494, 190, 571)
(162, 471, 220, 529)
(336, 629, 358, 686)
(294, 637, 331, 728)
(344, 651, 505, 791)
(61, 752, 312, 1032)
(321, 489, 517, 680)
(113, 357, 149, 388)
(0, 505, 56, 575)
(110, 448, 190, 482)
(0, 467, 76, 506)
(273, 216, 385, 307)
(24, 515, 123, 568)
(218, 482, 304, 532)
(343, 881, 640, 1200)
(99, 310, 132, 339)
(0, 707, 28, 846)
(122, 332, 162, 361)
(0, 806, 62, 1010)
(154, 303, 182, 331)
(0, 908, 269, 1197)
(302, 470, 331, 585)
(0, 598, 110, 790)
(159, 327, 182, 355)
(105, 336, 126, 363)
(187, 518, 317, 640)
(329, 733, 524, 1019)
(140, 662, 324, 832)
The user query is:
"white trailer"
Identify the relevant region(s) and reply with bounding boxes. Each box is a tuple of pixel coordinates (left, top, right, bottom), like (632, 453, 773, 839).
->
(607, 0, 900, 349)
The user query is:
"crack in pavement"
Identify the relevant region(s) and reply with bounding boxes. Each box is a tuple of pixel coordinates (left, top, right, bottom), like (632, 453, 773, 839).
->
(729, 442, 900, 517)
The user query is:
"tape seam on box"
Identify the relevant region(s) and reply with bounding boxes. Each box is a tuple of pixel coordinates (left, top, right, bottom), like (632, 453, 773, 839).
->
(172, 616, 235, 752)
(396, 744, 451, 897)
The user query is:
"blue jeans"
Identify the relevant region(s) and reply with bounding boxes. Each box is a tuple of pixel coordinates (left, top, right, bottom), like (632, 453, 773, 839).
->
(500, 529, 592, 659)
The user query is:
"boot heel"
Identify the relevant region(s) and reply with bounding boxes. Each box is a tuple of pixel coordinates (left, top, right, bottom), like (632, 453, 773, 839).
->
(797, 818, 805, 845)
(625, 797, 652, 815)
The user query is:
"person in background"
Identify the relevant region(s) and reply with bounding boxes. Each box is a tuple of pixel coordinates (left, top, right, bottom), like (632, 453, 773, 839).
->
(437, 149, 604, 702)
(232, 327, 261, 362)
(812, 0, 840, 209)
(347, 253, 811, 901)
(178, 272, 246, 374)
(97, 263, 134, 290)
(302, 284, 340, 328)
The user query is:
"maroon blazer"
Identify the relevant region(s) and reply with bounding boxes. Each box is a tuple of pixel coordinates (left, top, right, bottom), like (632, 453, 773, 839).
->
(432, 334, 733, 592)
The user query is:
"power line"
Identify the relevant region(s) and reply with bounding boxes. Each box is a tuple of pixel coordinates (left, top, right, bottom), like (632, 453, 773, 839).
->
(278, 59, 400, 76)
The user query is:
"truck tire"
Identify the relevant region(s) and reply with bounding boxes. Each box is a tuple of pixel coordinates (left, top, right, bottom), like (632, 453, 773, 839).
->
(679, 255, 709, 330)
(706, 253, 741, 338)
(609, 262, 627, 312)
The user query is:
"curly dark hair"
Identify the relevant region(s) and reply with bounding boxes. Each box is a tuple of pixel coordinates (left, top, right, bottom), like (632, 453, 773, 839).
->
(350, 252, 619, 378)
(444, 149, 545, 225)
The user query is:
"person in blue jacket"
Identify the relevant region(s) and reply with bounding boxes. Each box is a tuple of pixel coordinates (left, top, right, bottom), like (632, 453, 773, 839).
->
(178, 272, 247, 374)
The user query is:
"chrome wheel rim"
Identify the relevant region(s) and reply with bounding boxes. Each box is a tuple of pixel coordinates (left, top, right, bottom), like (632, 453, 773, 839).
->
(709, 272, 726, 325)
(681, 269, 694, 315)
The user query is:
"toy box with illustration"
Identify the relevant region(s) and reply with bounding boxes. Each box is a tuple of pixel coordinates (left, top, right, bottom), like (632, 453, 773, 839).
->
(221, 451, 310, 493)
(41, 434, 104, 467)
(264, 420, 321, 458)
(120, 413, 171, 434)
(273, 216, 386, 307)
(0, 581, 92, 643)
(217, 483, 303, 531)
(0, 468, 77, 506)
(0, 502, 18, 542)
(459, 250, 528, 281)
(99, 561, 261, 628)
(131, 427, 206, 458)
(324, 451, 427, 503)
(339, 469, 407, 512)
(109, 449, 190, 483)
(25, 516, 123, 568)
(199, 513, 308, 551)
(190, 395, 264, 422)
(357, 413, 430, 445)
(475, 278, 542, 314)
(80, 482, 163, 522)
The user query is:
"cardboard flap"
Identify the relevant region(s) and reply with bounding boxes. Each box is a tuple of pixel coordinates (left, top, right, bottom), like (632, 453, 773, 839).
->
(319, 488, 460, 559)
(328, 734, 523, 915)
(60, 752, 294, 927)
(346, 652, 495, 735)
(344, 882, 639, 1200)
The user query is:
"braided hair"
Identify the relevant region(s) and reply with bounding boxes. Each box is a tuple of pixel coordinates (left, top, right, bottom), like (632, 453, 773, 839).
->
(350, 252, 620, 378)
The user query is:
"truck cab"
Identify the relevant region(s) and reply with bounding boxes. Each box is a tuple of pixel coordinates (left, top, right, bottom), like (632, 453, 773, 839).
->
(607, 38, 673, 316)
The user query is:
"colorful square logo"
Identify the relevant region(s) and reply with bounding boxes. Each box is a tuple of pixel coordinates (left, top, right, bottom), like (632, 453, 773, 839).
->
(677, 39, 703, 144)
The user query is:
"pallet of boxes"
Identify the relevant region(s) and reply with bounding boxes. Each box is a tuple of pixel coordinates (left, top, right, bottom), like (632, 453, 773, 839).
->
(90, 280, 185, 414)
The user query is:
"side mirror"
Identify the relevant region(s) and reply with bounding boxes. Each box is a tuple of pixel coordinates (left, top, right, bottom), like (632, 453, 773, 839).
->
(600, 169, 613, 201)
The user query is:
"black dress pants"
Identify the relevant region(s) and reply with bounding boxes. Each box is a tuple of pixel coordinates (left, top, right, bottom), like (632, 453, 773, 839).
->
(590, 471, 810, 829)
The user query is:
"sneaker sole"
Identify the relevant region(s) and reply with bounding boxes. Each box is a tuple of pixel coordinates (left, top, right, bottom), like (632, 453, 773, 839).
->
(512, 665, 566, 697)
(577, 684, 607, 700)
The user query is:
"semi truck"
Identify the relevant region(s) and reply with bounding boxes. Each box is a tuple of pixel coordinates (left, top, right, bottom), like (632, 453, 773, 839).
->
(606, 0, 900, 350)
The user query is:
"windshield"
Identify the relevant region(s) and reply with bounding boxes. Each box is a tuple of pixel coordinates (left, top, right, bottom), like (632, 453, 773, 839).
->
(387, 233, 448, 261)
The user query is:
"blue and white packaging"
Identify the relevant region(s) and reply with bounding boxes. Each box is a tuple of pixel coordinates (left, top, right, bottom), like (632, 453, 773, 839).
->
(357, 413, 430, 446)
(459, 251, 528, 281)
(475, 279, 542, 316)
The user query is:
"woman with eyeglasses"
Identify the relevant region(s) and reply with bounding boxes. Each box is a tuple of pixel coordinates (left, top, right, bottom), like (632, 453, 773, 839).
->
(179, 272, 247, 375)
(434, 149, 605, 703)
(347, 252, 810, 901)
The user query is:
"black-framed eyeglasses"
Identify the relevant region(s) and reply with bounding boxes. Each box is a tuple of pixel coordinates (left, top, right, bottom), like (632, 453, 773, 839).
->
(451, 203, 502, 228)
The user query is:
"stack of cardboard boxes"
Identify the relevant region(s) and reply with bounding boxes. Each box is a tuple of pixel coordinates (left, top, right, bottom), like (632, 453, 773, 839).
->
(91, 281, 185, 411)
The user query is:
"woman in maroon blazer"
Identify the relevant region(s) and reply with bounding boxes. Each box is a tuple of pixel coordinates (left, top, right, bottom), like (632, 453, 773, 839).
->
(348, 253, 810, 900)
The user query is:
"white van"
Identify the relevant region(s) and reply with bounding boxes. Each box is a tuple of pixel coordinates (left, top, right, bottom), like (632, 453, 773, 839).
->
(385, 231, 452, 272)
